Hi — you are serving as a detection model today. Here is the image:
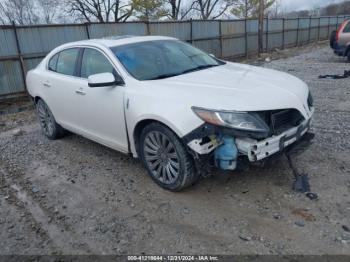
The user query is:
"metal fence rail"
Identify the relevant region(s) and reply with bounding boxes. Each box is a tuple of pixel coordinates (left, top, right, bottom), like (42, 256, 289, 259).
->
(1, 15, 349, 98)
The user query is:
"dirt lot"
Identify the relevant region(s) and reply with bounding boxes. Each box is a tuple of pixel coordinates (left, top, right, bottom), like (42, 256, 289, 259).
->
(0, 42, 349, 256)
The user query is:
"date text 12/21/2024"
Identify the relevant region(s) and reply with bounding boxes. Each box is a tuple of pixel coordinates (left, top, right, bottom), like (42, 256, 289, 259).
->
(127, 255, 219, 261)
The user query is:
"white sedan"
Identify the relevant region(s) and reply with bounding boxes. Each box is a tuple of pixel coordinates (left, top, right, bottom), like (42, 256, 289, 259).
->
(26, 36, 314, 191)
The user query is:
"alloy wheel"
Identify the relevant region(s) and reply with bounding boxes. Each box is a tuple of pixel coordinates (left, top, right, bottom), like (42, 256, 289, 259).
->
(143, 131, 180, 184)
(37, 102, 54, 137)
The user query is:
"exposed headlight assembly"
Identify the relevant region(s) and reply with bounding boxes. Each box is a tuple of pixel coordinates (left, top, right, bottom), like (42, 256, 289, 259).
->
(192, 107, 269, 133)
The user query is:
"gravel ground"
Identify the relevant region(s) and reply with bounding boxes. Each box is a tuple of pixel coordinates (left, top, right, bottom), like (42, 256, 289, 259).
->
(0, 43, 349, 255)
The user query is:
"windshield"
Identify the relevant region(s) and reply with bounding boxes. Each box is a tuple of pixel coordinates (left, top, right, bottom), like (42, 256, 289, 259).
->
(111, 40, 224, 81)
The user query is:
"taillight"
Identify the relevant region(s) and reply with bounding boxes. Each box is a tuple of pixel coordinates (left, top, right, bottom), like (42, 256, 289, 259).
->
(336, 21, 348, 41)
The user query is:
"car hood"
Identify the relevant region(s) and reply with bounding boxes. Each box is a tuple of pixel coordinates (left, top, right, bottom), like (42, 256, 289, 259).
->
(146, 62, 312, 119)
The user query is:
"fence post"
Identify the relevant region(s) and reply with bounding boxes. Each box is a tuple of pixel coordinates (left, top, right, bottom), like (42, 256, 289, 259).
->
(282, 18, 285, 49)
(258, 7, 264, 55)
(265, 18, 269, 52)
(308, 16, 311, 43)
(146, 21, 151, 35)
(12, 21, 27, 92)
(336, 15, 339, 27)
(296, 17, 300, 47)
(327, 16, 330, 38)
(245, 18, 248, 58)
(219, 20, 223, 58)
(190, 19, 194, 45)
(85, 22, 90, 39)
(317, 17, 320, 41)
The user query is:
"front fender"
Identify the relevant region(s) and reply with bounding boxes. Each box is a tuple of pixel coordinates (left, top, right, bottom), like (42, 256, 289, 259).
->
(125, 89, 204, 157)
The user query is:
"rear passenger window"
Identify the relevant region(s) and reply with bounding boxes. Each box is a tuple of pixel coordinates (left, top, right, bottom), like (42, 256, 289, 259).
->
(48, 53, 59, 72)
(81, 48, 114, 78)
(343, 22, 350, 33)
(56, 48, 79, 76)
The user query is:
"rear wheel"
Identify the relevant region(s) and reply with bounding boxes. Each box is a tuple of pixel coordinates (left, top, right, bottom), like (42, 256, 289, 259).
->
(36, 99, 65, 139)
(330, 30, 336, 48)
(139, 122, 198, 191)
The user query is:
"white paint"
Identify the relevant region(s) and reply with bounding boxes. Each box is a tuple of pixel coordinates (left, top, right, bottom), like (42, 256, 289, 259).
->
(26, 36, 313, 158)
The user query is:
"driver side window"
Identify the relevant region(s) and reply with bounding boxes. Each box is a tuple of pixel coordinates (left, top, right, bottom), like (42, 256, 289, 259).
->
(81, 48, 115, 78)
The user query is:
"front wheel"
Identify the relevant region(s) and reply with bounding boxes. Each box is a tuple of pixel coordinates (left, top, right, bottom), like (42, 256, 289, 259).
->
(36, 99, 65, 139)
(139, 122, 198, 191)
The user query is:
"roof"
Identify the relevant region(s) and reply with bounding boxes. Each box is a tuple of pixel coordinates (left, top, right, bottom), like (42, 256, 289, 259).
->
(69, 35, 177, 48)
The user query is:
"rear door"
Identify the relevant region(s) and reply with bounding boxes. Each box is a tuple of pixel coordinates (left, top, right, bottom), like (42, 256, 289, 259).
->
(43, 48, 83, 131)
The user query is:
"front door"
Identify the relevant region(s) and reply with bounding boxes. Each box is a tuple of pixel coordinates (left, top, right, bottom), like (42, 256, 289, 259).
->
(72, 47, 128, 152)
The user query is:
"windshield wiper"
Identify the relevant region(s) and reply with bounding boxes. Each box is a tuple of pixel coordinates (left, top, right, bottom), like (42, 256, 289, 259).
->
(148, 73, 181, 80)
(148, 64, 219, 80)
(181, 64, 219, 74)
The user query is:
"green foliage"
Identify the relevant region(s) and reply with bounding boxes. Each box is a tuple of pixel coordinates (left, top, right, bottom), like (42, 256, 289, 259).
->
(231, 0, 275, 18)
(131, 0, 167, 21)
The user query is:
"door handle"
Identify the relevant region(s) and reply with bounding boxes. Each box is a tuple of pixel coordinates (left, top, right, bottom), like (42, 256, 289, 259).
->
(43, 83, 51, 88)
(75, 89, 86, 95)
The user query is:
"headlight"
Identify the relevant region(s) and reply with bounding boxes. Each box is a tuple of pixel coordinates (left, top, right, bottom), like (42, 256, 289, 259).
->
(192, 107, 269, 133)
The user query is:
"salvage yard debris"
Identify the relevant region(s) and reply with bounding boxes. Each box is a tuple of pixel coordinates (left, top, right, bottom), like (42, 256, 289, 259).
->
(292, 208, 316, 222)
(11, 128, 24, 137)
(318, 70, 350, 79)
(342, 225, 350, 232)
(284, 132, 319, 199)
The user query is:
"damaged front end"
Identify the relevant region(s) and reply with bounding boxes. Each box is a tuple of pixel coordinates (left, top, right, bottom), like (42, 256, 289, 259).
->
(184, 106, 314, 175)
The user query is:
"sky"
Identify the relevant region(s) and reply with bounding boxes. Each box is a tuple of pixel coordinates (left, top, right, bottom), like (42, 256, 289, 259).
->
(280, 0, 346, 11)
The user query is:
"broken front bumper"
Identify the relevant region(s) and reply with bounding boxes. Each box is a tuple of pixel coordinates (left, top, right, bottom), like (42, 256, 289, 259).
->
(187, 115, 312, 165)
(235, 118, 311, 162)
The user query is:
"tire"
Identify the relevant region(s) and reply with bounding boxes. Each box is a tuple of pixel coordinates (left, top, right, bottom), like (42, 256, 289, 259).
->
(347, 49, 350, 62)
(36, 99, 65, 139)
(330, 30, 336, 48)
(139, 122, 198, 191)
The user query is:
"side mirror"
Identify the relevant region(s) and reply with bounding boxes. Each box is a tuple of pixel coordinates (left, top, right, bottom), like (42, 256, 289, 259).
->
(88, 72, 124, 87)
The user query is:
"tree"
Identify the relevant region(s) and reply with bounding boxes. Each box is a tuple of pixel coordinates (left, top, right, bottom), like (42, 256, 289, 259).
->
(268, 0, 281, 18)
(283, 1, 350, 18)
(165, 0, 195, 20)
(193, 0, 237, 20)
(131, 0, 167, 21)
(230, 0, 275, 18)
(336, 1, 350, 15)
(65, 0, 133, 23)
(0, 0, 39, 25)
(37, 0, 64, 24)
(320, 3, 338, 16)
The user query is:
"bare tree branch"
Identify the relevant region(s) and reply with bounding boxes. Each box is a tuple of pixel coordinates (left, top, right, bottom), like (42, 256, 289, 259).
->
(36, 0, 64, 24)
(0, 0, 39, 25)
(192, 0, 236, 20)
(65, 0, 133, 23)
(165, 0, 196, 20)
(230, 0, 275, 18)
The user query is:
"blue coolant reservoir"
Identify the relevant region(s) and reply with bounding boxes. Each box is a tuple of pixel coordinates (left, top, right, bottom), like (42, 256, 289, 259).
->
(214, 136, 238, 170)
